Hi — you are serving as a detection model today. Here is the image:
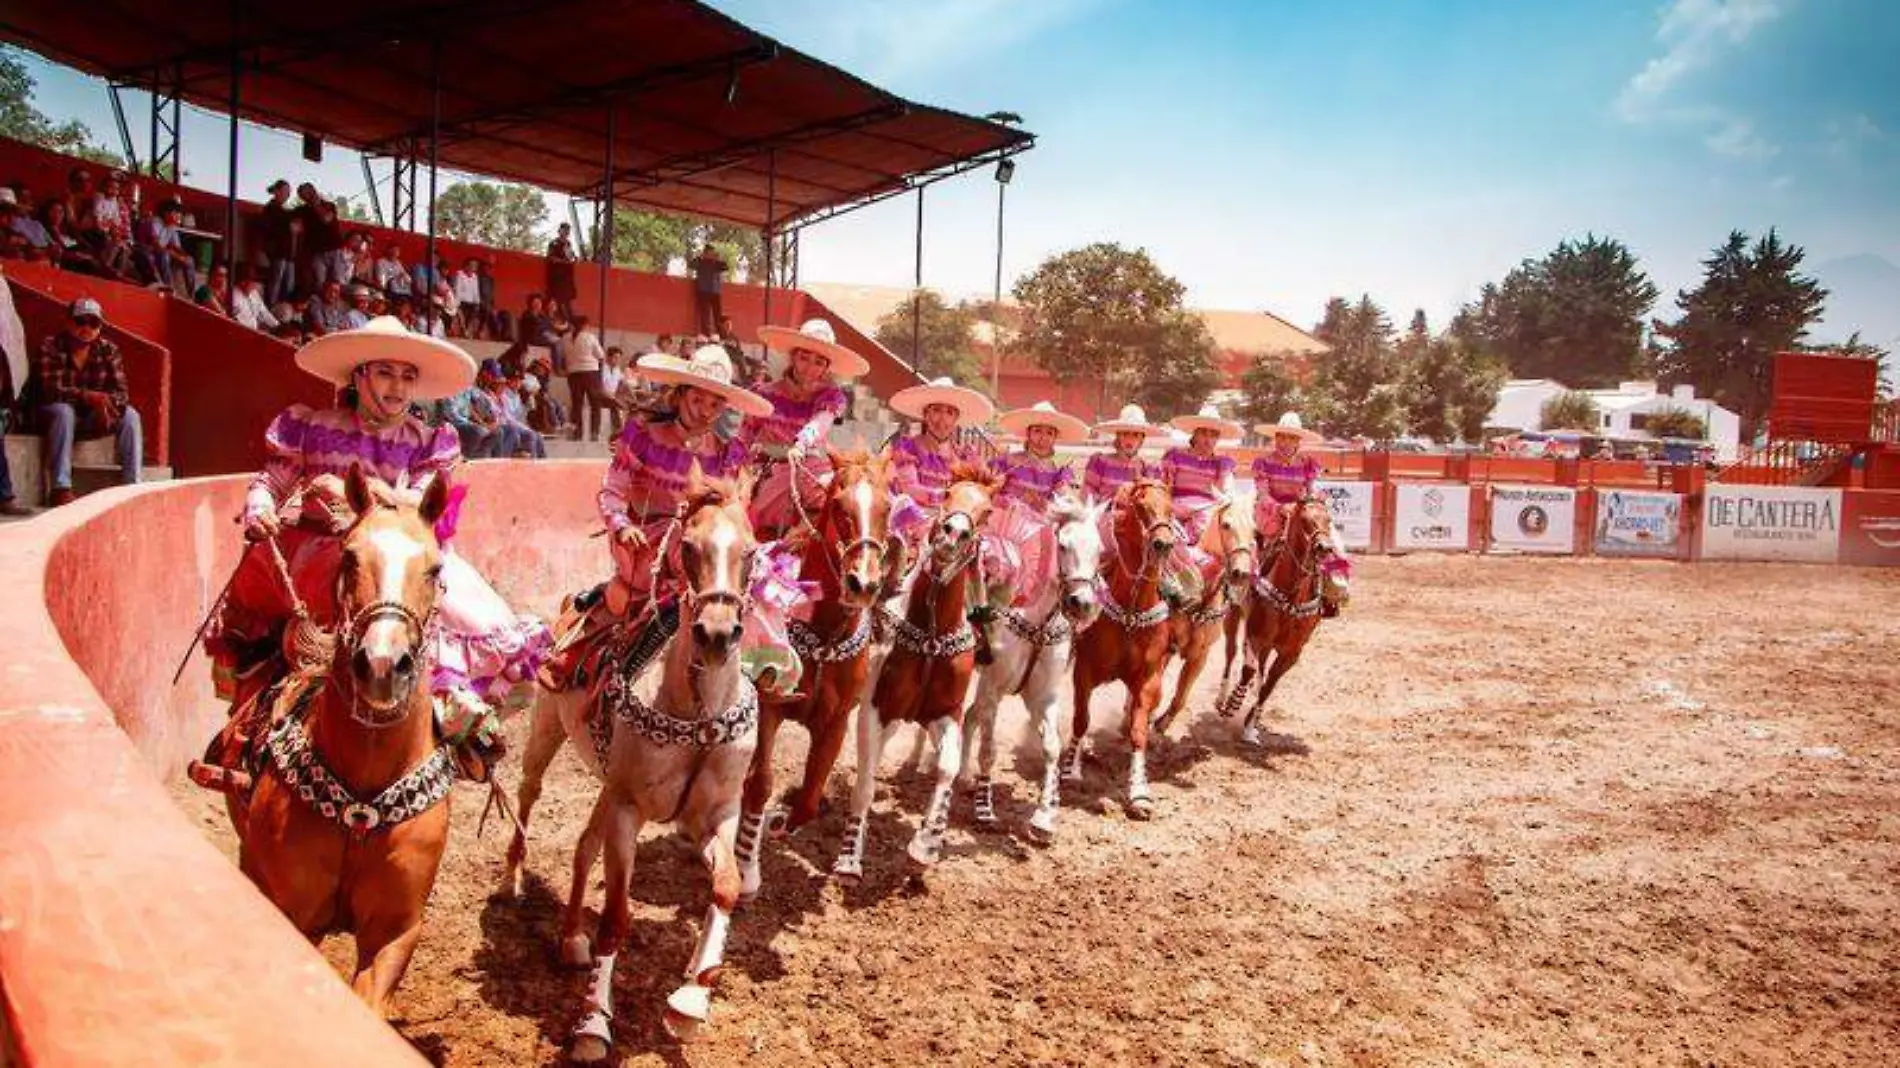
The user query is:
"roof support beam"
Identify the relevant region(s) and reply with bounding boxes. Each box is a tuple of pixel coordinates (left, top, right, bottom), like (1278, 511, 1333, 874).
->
(573, 104, 905, 202)
(782, 140, 1035, 233)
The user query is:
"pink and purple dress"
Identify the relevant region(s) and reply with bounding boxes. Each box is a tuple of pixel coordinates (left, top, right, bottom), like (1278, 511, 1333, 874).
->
(985, 451, 1076, 608)
(216, 404, 551, 704)
(739, 377, 849, 535)
(1253, 449, 1349, 579)
(598, 419, 812, 685)
(889, 432, 979, 541)
(1083, 451, 1150, 503)
(1160, 446, 1238, 586)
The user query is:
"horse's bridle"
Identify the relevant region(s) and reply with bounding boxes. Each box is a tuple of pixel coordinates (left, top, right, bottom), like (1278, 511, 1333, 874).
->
(333, 569, 441, 729)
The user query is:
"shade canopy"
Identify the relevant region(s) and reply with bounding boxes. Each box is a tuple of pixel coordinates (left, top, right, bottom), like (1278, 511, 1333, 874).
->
(2, 0, 1032, 230)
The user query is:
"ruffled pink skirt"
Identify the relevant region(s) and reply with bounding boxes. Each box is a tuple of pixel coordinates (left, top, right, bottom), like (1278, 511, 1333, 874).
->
(983, 498, 1058, 608)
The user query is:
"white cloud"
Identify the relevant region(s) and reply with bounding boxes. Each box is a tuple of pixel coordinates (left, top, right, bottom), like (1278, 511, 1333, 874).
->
(1617, 0, 1784, 121)
(1705, 116, 1778, 160)
(1823, 113, 1885, 162)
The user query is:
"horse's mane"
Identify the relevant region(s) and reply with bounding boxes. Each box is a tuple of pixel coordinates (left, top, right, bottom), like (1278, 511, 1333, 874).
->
(1048, 493, 1093, 525)
(681, 474, 744, 516)
(947, 460, 1004, 492)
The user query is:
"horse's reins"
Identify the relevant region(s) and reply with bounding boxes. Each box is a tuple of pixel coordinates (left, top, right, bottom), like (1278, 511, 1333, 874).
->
(1099, 492, 1173, 629)
(1255, 504, 1331, 618)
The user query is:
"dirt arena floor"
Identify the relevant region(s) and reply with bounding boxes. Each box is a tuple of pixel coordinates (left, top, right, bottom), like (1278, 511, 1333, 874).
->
(172, 555, 1900, 1066)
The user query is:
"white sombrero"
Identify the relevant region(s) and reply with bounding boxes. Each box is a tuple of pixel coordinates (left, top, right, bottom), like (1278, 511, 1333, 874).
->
(1256, 411, 1322, 444)
(889, 376, 995, 424)
(1170, 402, 1243, 440)
(999, 400, 1090, 444)
(636, 344, 773, 418)
(295, 315, 476, 400)
(757, 317, 871, 377)
(1093, 403, 1170, 438)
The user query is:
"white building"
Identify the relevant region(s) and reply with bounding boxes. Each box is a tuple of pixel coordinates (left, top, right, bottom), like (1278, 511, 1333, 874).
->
(1487, 379, 1742, 462)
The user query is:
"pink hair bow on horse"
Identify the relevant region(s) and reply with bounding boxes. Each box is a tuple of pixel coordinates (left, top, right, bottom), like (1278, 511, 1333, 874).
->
(433, 482, 470, 546)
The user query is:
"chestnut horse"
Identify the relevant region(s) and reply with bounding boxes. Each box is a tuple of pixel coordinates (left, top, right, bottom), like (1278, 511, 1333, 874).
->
(221, 464, 456, 1018)
(1221, 496, 1335, 745)
(959, 495, 1104, 842)
(1066, 479, 1177, 819)
(736, 449, 894, 901)
(1152, 499, 1255, 739)
(506, 468, 760, 1055)
(833, 464, 999, 881)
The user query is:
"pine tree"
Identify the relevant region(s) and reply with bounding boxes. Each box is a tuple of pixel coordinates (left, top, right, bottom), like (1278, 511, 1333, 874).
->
(1308, 295, 1406, 440)
(1457, 235, 1658, 386)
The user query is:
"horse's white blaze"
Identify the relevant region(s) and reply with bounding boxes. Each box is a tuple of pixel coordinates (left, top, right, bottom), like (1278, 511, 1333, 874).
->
(707, 520, 739, 595)
(360, 526, 425, 665)
(851, 478, 874, 543)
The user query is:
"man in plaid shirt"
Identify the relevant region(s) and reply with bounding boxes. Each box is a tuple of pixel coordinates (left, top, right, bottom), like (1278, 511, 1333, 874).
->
(37, 297, 142, 506)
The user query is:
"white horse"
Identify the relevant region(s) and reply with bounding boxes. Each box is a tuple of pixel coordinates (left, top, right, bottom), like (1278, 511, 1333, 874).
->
(958, 495, 1106, 842)
(503, 469, 760, 1059)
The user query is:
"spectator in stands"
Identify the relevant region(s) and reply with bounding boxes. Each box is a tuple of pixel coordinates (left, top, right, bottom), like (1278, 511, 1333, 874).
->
(344, 232, 374, 288)
(564, 314, 615, 442)
(304, 279, 350, 336)
(476, 256, 497, 338)
(136, 198, 199, 294)
(0, 262, 29, 515)
(194, 262, 231, 316)
(40, 200, 105, 276)
(655, 332, 675, 358)
(374, 242, 413, 298)
(717, 314, 766, 385)
(230, 270, 279, 332)
(452, 257, 482, 338)
(62, 168, 94, 228)
(344, 285, 374, 330)
(299, 188, 347, 291)
(522, 353, 567, 434)
(260, 179, 297, 306)
(82, 172, 135, 277)
(518, 292, 557, 347)
(441, 367, 510, 459)
(545, 222, 577, 319)
(427, 271, 456, 328)
(487, 362, 546, 458)
(691, 243, 727, 335)
(272, 319, 309, 347)
(6, 192, 54, 261)
(38, 297, 142, 506)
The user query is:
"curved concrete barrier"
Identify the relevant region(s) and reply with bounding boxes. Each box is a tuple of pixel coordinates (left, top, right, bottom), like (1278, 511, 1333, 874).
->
(0, 461, 608, 1066)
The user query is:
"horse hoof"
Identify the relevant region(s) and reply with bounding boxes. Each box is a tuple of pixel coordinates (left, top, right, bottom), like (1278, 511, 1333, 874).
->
(1026, 811, 1057, 844)
(1240, 724, 1262, 747)
(764, 808, 791, 839)
(738, 868, 762, 906)
(831, 857, 863, 885)
(663, 985, 712, 1041)
(1152, 713, 1175, 737)
(1127, 797, 1155, 821)
(905, 837, 942, 868)
(560, 934, 592, 969)
(569, 1034, 611, 1064)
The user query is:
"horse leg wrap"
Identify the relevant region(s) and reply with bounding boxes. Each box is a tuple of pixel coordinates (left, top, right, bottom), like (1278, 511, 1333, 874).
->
(972, 777, 997, 826)
(1061, 740, 1087, 783)
(832, 815, 868, 880)
(908, 783, 954, 866)
(1029, 762, 1061, 840)
(1127, 750, 1153, 818)
(681, 904, 731, 987)
(1219, 675, 1253, 720)
(1241, 722, 1263, 747)
(735, 811, 767, 901)
(571, 952, 615, 1055)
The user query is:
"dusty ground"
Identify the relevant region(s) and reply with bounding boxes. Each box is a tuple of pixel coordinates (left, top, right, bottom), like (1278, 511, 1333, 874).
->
(172, 555, 1900, 1066)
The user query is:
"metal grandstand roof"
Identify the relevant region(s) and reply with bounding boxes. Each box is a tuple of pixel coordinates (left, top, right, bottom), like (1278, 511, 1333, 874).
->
(0, 0, 1033, 230)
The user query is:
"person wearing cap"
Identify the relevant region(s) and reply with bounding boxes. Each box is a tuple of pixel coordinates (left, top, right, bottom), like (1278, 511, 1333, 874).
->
(443, 359, 515, 459)
(977, 400, 1088, 657)
(229, 270, 280, 332)
(1086, 403, 1168, 502)
(1160, 403, 1244, 606)
(205, 316, 551, 775)
(261, 179, 297, 306)
(1251, 411, 1349, 614)
(35, 298, 143, 506)
(135, 198, 198, 294)
(595, 345, 771, 616)
(484, 359, 546, 459)
(0, 189, 26, 259)
(743, 317, 870, 536)
(886, 376, 995, 547)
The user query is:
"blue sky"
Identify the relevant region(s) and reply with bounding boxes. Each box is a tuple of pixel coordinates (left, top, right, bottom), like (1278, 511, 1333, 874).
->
(14, 0, 1900, 337)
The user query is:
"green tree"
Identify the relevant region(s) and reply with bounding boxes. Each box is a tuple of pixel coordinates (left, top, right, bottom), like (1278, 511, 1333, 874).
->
(607, 212, 763, 280)
(1236, 352, 1305, 430)
(1405, 336, 1508, 444)
(874, 289, 989, 393)
(1011, 242, 1208, 414)
(1539, 389, 1602, 432)
(1642, 406, 1707, 440)
(433, 180, 548, 252)
(0, 48, 122, 167)
(1307, 295, 1407, 440)
(1455, 234, 1659, 387)
(334, 195, 372, 223)
(1127, 311, 1220, 419)
(1652, 229, 1828, 434)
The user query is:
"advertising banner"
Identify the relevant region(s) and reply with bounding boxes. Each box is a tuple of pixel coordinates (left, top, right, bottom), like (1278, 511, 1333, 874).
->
(1840, 491, 1900, 567)
(1593, 489, 1683, 559)
(1489, 485, 1577, 554)
(1391, 483, 1471, 551)
(1700, 485, 1843, 563)
(1314, 480, 1376, 550)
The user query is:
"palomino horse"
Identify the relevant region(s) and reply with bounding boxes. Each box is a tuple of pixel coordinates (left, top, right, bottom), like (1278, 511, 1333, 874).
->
(736, 449, 894, 901)
(1221, 497, 1335, 745)
(505, 467, 760, 1056)
(1152, 499, 1255, 738)
(959, 495, 1104, 842)
(217, 464, 456, 1018)
(1066, 479, 1177, 819)
(833, 464, 1000, 882)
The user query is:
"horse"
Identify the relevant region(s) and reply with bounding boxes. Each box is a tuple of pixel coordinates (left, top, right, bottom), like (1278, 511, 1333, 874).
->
(958, 495, 1106, 842)
(832, 464, 1000, 882)
(504, 466, 761, 1056)
(1065, 478, 1177, 819)
(1152, 499, 1255, 738)
(735, 449, 894, 901)
(1220, 496, 1335, 745)
(213, 463, 456, 1018)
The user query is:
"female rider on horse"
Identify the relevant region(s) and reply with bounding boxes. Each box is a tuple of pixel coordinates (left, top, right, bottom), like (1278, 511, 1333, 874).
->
(1160, 403, 1245, 607)
(977, 401, 1088, 660)
(1251, 411, 1350, 615)
(885, 376, 995, 570)
(206, 316, 551, 775)
(743, 318, 870, 539)
(1084, 403, 1168, 503)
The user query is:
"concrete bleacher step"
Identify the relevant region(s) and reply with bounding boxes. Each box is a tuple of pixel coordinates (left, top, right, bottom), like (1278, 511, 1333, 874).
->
(3, 434, 172, 507)
(542, 437, 614, 460)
